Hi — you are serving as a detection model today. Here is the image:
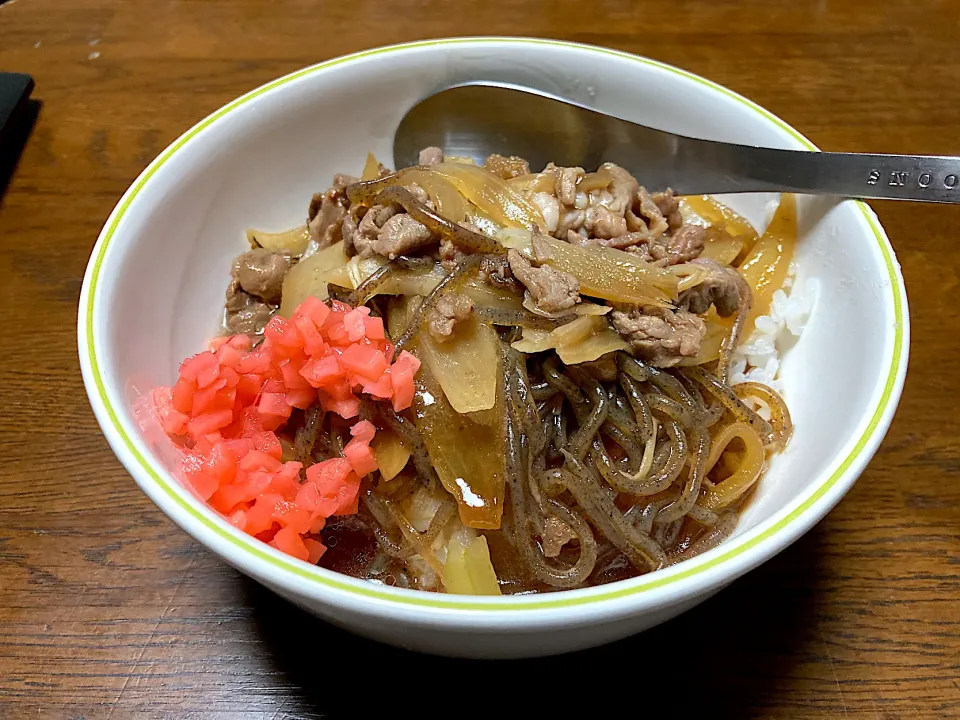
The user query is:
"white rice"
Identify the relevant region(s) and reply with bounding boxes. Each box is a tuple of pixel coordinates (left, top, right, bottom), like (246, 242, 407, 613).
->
(729, 261, 818, 396)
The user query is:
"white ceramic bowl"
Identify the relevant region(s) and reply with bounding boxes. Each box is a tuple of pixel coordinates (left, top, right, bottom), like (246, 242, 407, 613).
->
(78, 38, 909, 659)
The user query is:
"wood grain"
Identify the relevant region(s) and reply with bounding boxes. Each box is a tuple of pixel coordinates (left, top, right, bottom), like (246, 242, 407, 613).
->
(1, 1, 958, 717)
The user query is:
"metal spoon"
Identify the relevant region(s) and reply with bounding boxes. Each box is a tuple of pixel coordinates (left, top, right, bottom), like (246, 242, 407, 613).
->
(394, 83, 960, 203)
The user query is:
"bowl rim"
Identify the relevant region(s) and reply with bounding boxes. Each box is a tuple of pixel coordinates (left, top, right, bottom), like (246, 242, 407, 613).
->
(78, 36, 909, 620)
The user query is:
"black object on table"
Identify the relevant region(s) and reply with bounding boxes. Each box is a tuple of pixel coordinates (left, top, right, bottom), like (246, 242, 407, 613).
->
(0, 72, 36, 204)
(0, 72, 33, 147)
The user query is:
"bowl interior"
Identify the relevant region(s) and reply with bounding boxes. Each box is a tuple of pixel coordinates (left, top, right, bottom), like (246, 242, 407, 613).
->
(86, 39, 903, 606)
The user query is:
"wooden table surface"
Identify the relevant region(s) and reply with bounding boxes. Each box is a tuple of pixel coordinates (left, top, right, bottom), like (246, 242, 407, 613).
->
(2, 1, 959, 717)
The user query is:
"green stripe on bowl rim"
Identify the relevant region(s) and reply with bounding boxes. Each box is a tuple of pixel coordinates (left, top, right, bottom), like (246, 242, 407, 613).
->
(83, 37, 906, 611)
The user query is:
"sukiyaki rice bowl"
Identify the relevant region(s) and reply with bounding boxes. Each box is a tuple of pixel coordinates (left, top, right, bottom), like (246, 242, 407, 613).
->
(79, 38, 908, 658)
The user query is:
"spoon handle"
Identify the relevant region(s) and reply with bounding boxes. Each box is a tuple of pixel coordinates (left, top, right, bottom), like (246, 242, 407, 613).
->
(677, 140, 960, 203)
